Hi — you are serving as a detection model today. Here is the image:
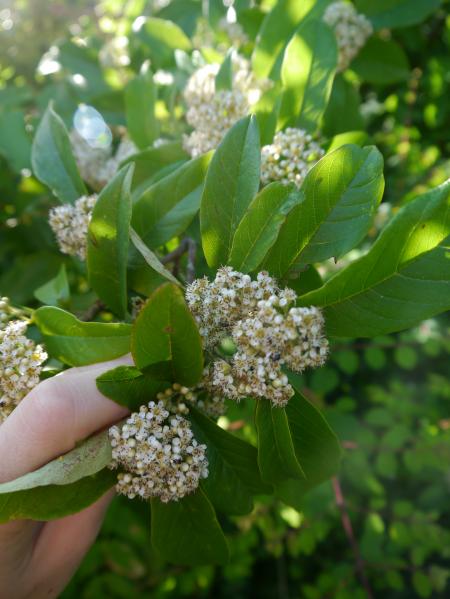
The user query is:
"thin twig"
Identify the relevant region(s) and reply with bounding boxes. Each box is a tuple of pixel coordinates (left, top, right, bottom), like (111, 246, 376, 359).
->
(80, 300, 104, 322)
(160, 238, 197, 283)
(332, 477, 374, 599)
(186, 238, 197, 283)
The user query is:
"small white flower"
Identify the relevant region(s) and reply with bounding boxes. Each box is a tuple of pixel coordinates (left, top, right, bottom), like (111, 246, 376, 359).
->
(49, 194, 97, 260)
(109, 399, 208, 502)
(261, 128, 324, 187)
(0, 320, 47, 422)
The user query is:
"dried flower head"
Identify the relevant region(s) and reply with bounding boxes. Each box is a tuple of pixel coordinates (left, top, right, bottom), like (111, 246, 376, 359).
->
(109, 400, 208, 502)
(0, 320, 47, 422)
(261, 128, 325, 187)
(186, 268, 329, 407)
(49, 194, 97, 260)
(183, 56, 269, 157)
(323, 1, 373, 71)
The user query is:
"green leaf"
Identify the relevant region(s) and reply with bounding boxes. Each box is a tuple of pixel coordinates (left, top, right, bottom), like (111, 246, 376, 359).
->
(263, 145, 384, 277)
(133, 17, 192, 69)
(151, 487, 229, 565)
(0, 430, 111, 493)
(323, 75, 364, 136)
(87, 164, 134, 318)
(299, 181, 450, 337)
(278, 19, 337, 132)
(144, 186, 202, 249)
(0, 110, 31, 172)
(256, 400, 305, 484)
(355, 0, 441, 30)
(129, 228, 181, 286)
(0, 252, 63, 305)
(327, 131, 368, 153)
(125, 62, 158, 149)
(31, 104, 86, 204)
(253, 84, 283, 145)
(34, 307, 131, 366)
(256, 392, 342, 500)
(132, 153, 211, 247)
(0, 469, 115, 524)
(122, 141, 188, 190)
(201, 115, 260, 268)
(252, 0, 331, 78)
(97, 365, 170, 411)
(189, 407, 270, 515)
(351, 37, 410, 85)
(215, 50, 234, 91)
(229, 182, 301, 273)
(34, 264, 70, 306)
(132, 283, 203, 386)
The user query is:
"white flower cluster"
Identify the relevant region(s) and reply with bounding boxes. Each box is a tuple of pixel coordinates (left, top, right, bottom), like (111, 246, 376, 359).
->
(186, 268, 329, 407)
(49, 194, 97, 260)
(70, 130, 137, 191)
(183, 56, 268, 157)
(0, 320, 47, 423)
(109, 400, 208, 502)
(0, 297, 15, 330)
(218, 17, 248, 47)
(261, 128, 325, 187)
(323, 1, 373, 71)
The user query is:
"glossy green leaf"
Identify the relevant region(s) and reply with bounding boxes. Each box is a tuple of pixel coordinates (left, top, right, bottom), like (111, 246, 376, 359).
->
(0, 430, 111, 493)
(151, 487, 229, 565)
(278, 19, 337, 131)
(229, 182, 301, 273)
(327, 131, 368, 153)
(132, 153, 211, 247)
(201, 115, 260, 268)
(133, 17, 192, 69)
(215, 50, 233, 91)
(263, 145, 384, 277)
(132, 283, 203, 386)
(121, 141, 188, 190)
(31, 104, 86, 204)
(97, 365, 170, 411)
(257, 392, 342, 502)
(34, 264, 70, 306)
(189, 407, 270, 515)
(351, 37, 410, 85)
(323, 75, 364, 136)
(252, 0, 331, 78)
(256, 401, 305, 485)
(146, 186, 201, 249)
(87, 164, 134, 318)
(0, 469, 115, 523)
(125, 62, 158, 149)
(355, 0, 442, 30)
(34, 307, 131, 366)
(130, 228, 181, 286)
(253, 84, 283, 145)
(299, 181, 450, 337)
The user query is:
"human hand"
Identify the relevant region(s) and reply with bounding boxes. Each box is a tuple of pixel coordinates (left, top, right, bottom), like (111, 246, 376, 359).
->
(0, 356, 132, 599)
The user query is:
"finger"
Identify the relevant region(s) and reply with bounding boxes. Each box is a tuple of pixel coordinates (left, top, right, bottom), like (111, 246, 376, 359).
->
(22, 490, 115, 599)
(0, 355, 133, 483)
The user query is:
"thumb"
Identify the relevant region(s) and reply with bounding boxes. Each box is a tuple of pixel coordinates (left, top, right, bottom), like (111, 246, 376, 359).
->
(0, 355, 132, 483)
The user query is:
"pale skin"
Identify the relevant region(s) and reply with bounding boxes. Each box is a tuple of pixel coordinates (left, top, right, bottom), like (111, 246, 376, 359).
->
(0, 356, 132, 599)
